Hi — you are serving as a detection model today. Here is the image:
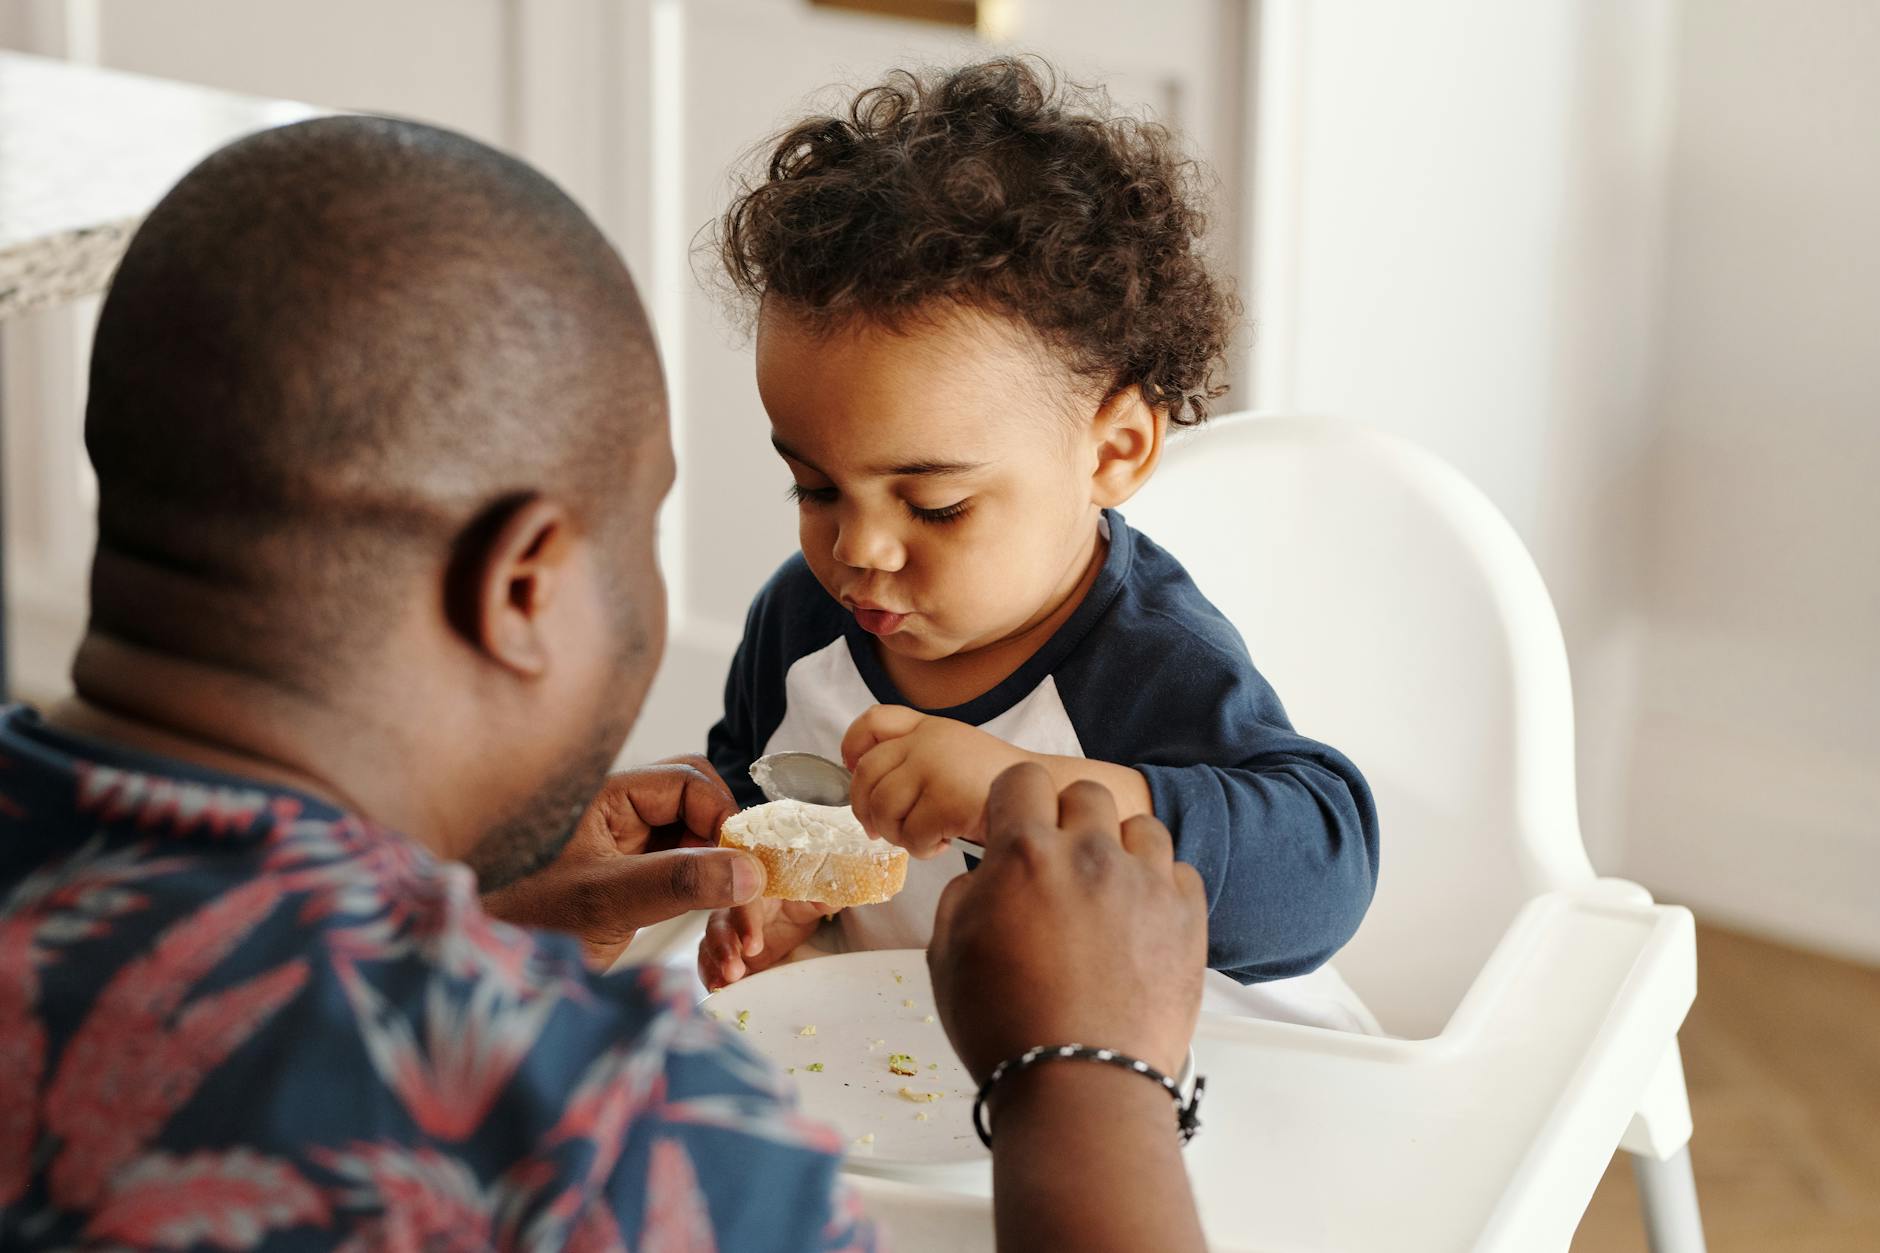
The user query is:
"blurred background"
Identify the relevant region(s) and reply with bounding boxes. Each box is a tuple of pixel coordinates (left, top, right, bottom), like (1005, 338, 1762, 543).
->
(1, 3, 1874, 1248)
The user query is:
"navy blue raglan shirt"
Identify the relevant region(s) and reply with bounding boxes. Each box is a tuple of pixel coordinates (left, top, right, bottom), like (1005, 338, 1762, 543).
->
(707, 510, 1380, 985)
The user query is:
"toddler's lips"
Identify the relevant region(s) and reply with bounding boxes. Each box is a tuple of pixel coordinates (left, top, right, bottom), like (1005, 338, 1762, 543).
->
(851, 607, 908, 636)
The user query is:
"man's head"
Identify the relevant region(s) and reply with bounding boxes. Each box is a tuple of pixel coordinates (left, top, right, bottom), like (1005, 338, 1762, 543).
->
(82, 115, 671, 886)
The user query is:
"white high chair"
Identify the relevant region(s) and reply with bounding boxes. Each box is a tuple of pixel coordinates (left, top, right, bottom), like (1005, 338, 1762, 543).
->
(848, 414, 1705, 1251)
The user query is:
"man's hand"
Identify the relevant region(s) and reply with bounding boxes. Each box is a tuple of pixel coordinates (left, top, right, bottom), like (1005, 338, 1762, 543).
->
(842, 705, 1029, 858)
(935, 764, 1210, 1253)
(482, 756, 764, 969)
(697, 896, 830, 990)
(927, 763, 1206, 1081)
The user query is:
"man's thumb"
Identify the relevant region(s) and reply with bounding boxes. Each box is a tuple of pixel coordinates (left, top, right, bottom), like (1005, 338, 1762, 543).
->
(606, 848, 766, 930)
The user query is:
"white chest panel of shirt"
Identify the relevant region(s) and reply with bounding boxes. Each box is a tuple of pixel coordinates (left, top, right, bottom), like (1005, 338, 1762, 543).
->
(760, 636, 1084, 953)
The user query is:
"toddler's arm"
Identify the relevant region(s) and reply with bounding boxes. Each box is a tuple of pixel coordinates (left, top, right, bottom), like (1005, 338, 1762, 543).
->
(842, 705, 1152, 855)
(1138, 744, 1376, 982)
(841, 701, 1376, 982)
(1065, 638, 1380, 983)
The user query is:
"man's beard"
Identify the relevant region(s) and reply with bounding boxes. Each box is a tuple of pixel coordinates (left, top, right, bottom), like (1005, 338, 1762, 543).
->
(462, 719, 625, 892)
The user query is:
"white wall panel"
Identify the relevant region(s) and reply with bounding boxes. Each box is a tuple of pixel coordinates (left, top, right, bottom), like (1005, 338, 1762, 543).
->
(1621, 0, 1880, 961)
(93, 0, 514, 146)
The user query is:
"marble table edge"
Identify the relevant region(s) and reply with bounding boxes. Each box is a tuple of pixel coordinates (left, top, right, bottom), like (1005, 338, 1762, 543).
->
(0, 218, 143, 320)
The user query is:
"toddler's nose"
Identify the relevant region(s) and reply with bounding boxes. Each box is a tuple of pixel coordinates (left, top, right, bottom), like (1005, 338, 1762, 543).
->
(833, 516, 906, 573)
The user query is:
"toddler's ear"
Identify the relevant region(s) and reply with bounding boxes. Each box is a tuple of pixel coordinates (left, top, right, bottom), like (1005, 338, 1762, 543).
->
(1088, 386, 1167, 508)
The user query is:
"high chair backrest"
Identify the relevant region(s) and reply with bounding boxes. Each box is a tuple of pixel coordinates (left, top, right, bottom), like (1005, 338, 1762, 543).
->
(1123, 414, 1595, 1037)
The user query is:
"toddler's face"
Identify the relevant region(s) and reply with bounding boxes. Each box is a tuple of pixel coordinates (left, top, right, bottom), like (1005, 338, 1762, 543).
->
(756, 303, 1109, 665)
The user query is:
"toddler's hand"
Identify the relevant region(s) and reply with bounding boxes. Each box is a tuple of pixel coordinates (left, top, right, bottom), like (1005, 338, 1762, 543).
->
(698, 896, 829, 991)
(842, 705, 1030, 858)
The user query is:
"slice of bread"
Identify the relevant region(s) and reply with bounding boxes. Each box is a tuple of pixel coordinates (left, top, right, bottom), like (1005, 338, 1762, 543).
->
(719, 799, 907, 908)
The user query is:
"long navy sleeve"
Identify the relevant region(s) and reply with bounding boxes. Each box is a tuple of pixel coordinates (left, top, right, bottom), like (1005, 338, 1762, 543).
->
(1052, 556, 1379, 981)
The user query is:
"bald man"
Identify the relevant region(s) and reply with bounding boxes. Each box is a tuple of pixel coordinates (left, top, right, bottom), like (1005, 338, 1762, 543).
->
(0, 117, 1209, 1251)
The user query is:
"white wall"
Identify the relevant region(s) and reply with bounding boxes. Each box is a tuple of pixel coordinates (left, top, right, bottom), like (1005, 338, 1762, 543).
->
(1259, 0, 1879, 962)
(1620, 0, 1880, 962)
(1252, 0, 1680, 871)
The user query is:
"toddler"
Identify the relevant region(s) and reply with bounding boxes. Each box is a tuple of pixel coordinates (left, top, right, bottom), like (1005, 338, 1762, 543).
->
(698, 59, 1380, 1029)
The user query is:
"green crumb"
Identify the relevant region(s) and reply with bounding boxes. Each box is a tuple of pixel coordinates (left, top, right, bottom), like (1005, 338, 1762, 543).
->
(736, 1009, 750, 1031)
(807, 1062, 825, 1073)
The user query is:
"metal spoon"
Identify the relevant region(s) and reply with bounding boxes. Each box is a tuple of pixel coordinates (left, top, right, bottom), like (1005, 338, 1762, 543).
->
(748, 750, 986, 857)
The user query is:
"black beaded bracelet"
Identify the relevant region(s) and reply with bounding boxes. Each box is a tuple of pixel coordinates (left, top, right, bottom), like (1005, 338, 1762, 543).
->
(972, 1043, 1206, 1148)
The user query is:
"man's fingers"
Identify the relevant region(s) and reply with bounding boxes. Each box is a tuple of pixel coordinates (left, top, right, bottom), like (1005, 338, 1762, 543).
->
(1056, 778, 1119, 838)
(1172, 860, 1207, 909)
(589, 763, 739, 851)
(930, 869, 969, 956)
(982, 761, 1057, 851)
(1120, 813, 1175, 867)
(600, 848, 764, 933)
(656, 760, 739, 844)
(840, 704, 925, 771)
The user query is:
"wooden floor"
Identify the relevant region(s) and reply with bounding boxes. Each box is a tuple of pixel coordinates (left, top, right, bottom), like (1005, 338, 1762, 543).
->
(1571, 923, 1880, 1252)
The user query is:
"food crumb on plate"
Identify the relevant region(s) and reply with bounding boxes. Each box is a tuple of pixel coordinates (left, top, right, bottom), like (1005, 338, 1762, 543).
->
(797, 1025, 817, 1037)
(923, 1014, 935, 1023)
(888, 1053, 918, 1076)
(855, 1133, 875, 1146)
(914, 1112, 930, 1122)
(893, 971, 904, 984)
(897, 1087, 942, 1103)
(901, 999, 915, 1009)
(736, 1009, 750, 1031)
(807, 1062, 825, 1072)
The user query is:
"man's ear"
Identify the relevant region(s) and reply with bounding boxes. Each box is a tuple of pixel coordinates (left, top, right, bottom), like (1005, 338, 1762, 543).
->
(449, 495, 574, 677)
(1089, 386, 1168, 508)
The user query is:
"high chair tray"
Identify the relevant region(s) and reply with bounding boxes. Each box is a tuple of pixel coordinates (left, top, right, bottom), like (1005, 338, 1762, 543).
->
(847, 885, 1696, 1253)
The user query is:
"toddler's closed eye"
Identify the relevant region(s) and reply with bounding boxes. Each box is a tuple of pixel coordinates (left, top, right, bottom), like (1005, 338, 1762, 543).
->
(788, 482, 838, 505)
(907, 500, 970, 524)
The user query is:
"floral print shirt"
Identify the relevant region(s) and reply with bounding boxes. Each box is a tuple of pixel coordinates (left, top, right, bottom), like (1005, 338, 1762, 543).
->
(0, 706, 874, 1251)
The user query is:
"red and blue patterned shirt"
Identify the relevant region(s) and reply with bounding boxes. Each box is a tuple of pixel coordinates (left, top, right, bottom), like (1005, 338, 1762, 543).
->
(0, 705, 875, 1251)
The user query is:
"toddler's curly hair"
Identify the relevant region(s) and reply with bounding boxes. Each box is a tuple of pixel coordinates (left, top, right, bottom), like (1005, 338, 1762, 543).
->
(713, 57, 1238, 426)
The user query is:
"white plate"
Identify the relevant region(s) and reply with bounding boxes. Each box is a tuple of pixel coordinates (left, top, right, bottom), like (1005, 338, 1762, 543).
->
(701, 949, 988, 1180)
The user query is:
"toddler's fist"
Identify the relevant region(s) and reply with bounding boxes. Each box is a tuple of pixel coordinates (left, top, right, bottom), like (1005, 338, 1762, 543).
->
(841, 705, 1029, 858)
